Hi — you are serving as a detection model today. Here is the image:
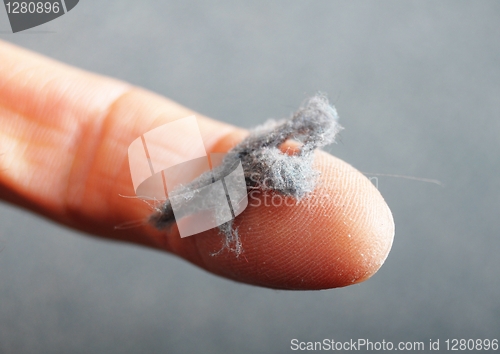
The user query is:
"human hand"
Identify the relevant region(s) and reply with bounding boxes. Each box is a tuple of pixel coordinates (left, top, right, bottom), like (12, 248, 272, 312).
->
(0, 40, 394, 290)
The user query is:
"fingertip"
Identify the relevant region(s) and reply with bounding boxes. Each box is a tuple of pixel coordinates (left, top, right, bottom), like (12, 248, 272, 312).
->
(178, 148, 394, 290)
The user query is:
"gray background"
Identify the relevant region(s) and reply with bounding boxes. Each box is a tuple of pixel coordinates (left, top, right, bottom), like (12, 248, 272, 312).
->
(0, 1, 499, 353)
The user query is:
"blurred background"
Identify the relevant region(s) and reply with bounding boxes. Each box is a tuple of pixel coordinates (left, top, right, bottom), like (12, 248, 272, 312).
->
(0, 1, 499, 353)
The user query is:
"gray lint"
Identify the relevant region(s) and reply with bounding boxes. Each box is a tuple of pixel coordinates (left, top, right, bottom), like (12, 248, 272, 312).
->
(150, 94, 342, 256)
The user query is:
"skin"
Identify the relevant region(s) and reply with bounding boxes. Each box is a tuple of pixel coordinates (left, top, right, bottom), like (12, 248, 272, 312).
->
(0, 40, 394, 290)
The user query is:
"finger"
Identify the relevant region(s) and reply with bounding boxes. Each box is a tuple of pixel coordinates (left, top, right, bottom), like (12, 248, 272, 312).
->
(0, 40, 394, 289)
